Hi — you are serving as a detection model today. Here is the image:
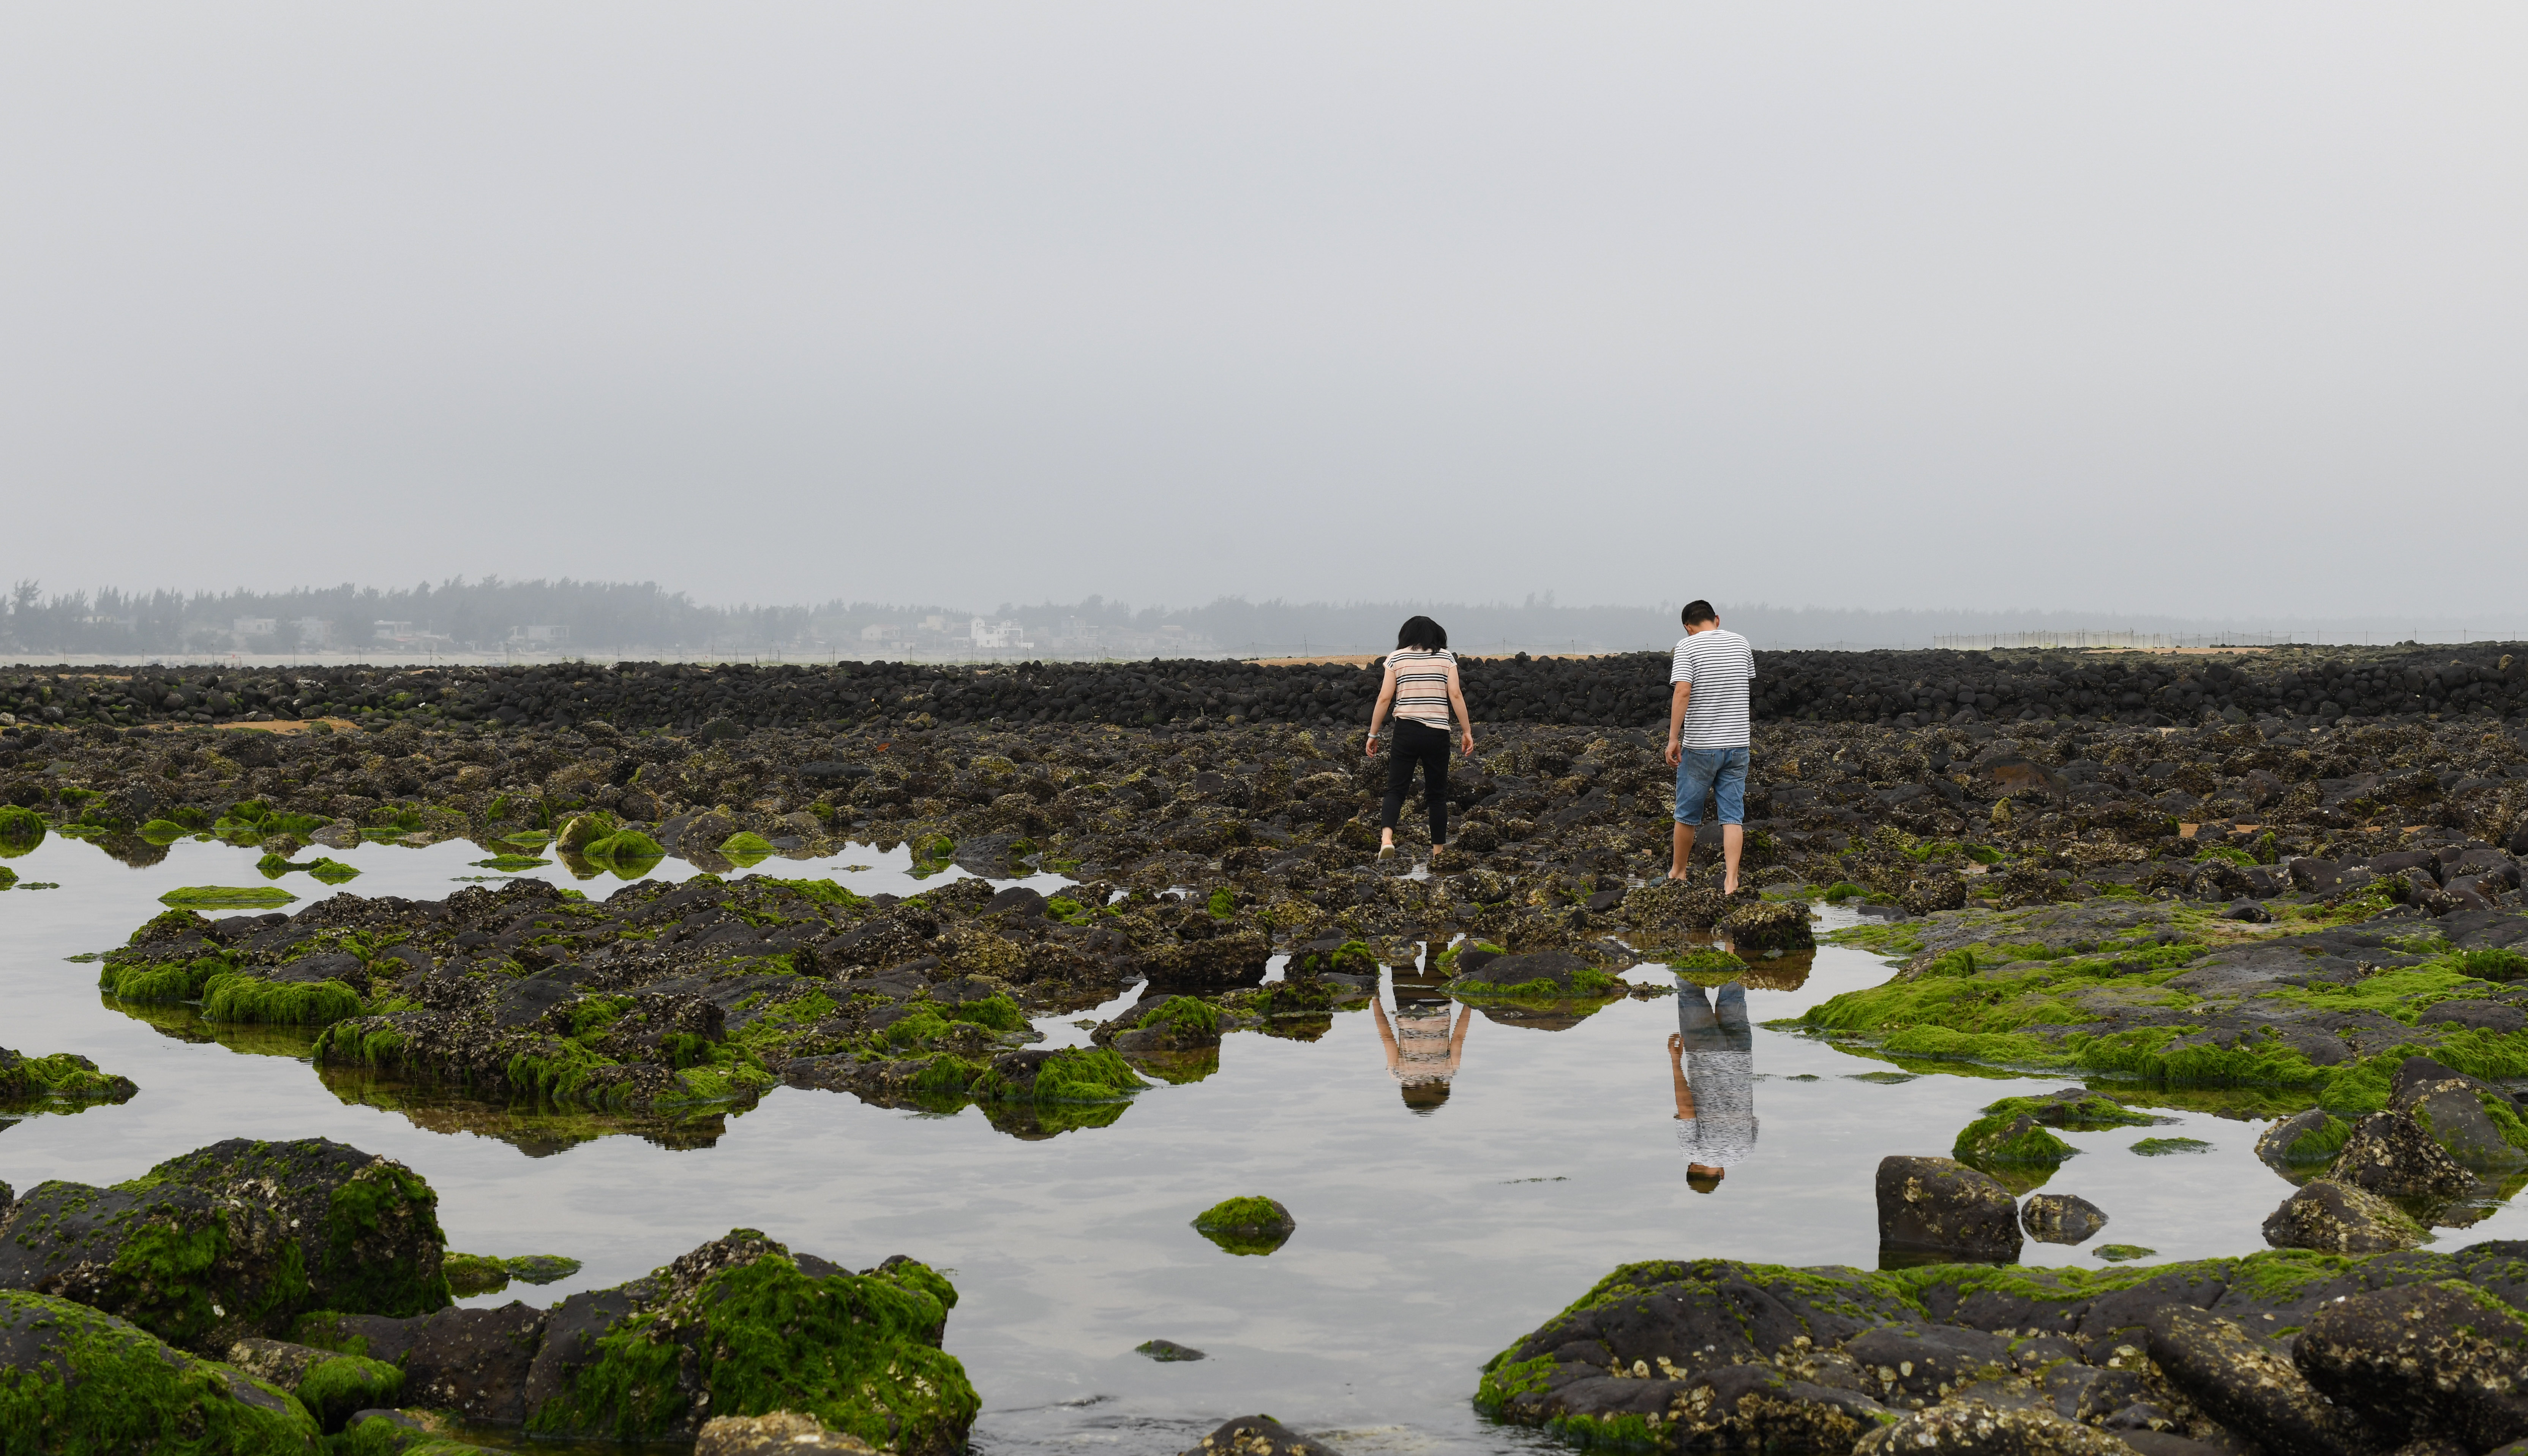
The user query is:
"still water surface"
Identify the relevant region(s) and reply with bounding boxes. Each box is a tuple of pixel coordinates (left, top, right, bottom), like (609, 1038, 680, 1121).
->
(6, 833, 2516, 1453)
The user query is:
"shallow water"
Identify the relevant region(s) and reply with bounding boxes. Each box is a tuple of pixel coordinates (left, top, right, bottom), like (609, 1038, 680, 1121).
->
(8, 832, 2525, 1453)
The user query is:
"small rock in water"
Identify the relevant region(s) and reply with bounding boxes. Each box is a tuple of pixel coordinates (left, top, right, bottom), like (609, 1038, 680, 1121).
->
(500, 1253, 581, 1284)
(1178, 1415, 1336, 1456)
(1876, 1155, 2023, 1261)
(1193, 1196, 1296, 1257)
(2263, 1179, 2427, 1253)
(2257, 1109, 2350, 1169)
(2132, 1137, 2212, 1156)
(2020, 1192, 2108, 1244)
(2092, 1243, 2155, 1261)
(1136, 1338, 1206, 1362)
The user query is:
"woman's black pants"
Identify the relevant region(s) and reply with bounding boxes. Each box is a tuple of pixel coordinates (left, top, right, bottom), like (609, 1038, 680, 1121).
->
(1380, 720, 1451, 845)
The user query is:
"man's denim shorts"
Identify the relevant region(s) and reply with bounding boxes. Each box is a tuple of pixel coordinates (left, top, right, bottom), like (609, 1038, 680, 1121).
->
(1674, 746, 1749, 826)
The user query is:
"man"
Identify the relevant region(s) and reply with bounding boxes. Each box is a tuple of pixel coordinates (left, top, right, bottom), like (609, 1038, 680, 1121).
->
(1663, 600, 1755, 889)
(1668, 978, 1755, 1192)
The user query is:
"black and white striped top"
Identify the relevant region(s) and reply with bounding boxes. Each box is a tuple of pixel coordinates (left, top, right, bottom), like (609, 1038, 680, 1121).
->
(1384, 647, 1460, 731)
(1670, 629, 1756, 749)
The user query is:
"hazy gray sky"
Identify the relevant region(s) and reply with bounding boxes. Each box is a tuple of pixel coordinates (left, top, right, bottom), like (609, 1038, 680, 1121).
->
(5, 5, 2522, 617)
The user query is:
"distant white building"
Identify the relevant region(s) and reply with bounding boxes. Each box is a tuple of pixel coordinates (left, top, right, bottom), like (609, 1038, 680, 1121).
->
(970, 618, 1033, 651)
(293, 617, 333, 650)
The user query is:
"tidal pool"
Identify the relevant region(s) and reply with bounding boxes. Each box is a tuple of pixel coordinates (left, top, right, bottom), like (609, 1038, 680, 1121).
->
(8, 831, 2524, 1453)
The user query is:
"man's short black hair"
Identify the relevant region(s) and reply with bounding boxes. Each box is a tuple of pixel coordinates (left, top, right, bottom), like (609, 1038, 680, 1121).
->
(1396, 615, 1448, 651)
(1681, 600, 1718, 627)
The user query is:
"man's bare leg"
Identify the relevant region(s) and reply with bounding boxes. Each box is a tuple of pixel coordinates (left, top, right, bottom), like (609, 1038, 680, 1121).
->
(1721, 823, 1744, 895)
(1670, 822, 1695, 880)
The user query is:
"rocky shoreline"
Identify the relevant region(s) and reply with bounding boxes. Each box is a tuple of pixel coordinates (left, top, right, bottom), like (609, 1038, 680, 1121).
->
(9, 649, 2528, 1452)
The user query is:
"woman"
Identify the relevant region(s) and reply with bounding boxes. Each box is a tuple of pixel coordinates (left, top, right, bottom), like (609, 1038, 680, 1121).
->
(1364, 614, 1475, 859)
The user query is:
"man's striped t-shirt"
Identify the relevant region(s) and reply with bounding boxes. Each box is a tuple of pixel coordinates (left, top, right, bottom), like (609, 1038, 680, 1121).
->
(1670, 629, 1756, 749)
(1384, 647, 1459, 730)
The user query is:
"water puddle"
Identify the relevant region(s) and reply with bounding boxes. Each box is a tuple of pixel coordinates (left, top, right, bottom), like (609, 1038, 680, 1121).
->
(10, 832, 2528, 1451)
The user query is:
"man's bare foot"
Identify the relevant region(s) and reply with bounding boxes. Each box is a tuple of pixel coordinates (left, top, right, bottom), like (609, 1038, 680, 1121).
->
(1723, 879, 1740, 895)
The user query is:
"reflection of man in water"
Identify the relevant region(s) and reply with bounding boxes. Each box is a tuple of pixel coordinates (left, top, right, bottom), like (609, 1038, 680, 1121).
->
(1669, 980, 1755, 1192)
(1374, 988, 1472, 1115)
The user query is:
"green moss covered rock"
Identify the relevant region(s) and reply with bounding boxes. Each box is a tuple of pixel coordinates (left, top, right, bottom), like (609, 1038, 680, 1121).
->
(0, 1137, 451, 1355)
(0, 1289, 320, 1451)
(0, 803, 44, 854)
(225, 1335, 404, 1431)
(1952, 1112, 2077, 1169)
(161, 885, 298, 910)
(0, 1046, 139, 1113)
(524, 1230, 976, 1453)
(443, 1252, 512, 1297)
(1192, 1196, 1295, 1256)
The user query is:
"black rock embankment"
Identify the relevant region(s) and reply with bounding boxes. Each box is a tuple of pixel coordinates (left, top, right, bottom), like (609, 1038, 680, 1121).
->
(4, 644, 2522, 733)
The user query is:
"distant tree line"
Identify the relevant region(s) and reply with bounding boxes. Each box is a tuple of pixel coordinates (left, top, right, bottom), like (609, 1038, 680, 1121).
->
(0, 578, 2496, 656)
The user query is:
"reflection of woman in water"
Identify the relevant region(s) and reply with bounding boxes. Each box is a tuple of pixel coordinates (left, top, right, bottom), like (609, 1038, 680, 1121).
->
(1374, 986, 1473, 1114)
(1669, 980, 1755, 1192)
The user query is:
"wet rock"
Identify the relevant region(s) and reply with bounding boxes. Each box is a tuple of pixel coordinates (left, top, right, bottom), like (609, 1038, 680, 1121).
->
(1854, 1399, 2136, 1453)
(296, 1301, 547, 1423)
(1177, 1415, 1337, 1456)
(1448, 949, 1612, 997)
(2256, 1109, 2351, 1170)
(2141, 1304, 2363, 1456)
(1719, 897, 1816, 951)
(0, 1289, 320, 1450)
(1877, 1156, 2024, 1261)
(696, 1411, 880, 1455)
(2296, 1282, 2528, 1451)
(2263, 1179, 2426, 1253)
(226, 1335, 404, 1431)
(2020, 1194, 2108, 1244)
(1136, 1338, 1206, 1361)
(2332, 1110, 2472, 1198)
(2392, 1056, 2528, 1171)
(0, 1136, 450, 1355)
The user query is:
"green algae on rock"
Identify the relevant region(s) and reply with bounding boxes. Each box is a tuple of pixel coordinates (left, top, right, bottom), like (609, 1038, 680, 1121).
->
(1192, 1196, 1295, 1257)
(161, 884, 299, 909)
(0, 1136, 450, 1356)
(2133, 1135, 2214, 1155)
(0, 1289, 321, 1451)
(522, 1229, 977, 1454)
(224, 1334, 405, 1431)
(0, 1045, 139, 1113)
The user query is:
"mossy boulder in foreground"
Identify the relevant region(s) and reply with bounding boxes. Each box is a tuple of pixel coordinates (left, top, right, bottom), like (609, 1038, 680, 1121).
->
(0, 1136, 450, 1355)
(516, 1229, 975, 1451)
(1480, 1240, 2528, 1454)
(0, 1288, 321, 1452)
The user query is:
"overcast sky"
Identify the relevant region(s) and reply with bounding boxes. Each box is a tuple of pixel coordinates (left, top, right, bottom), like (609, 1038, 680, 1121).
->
(4, 5, 2521, 619)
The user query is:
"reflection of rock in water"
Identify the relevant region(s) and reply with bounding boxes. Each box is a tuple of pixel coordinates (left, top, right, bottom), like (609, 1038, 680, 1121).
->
(1732, 951, 1813, 992)
(316, 1065, 729, 1156)
(105, 995, 324, 1060)
(978, 1098, 1131, 1141)
(1124, 1047, 1219, 1084)
(1473, 1001, 1611, 1033)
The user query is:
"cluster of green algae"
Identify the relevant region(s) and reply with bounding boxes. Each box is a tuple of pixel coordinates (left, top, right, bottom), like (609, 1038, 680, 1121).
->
(1794, 903, 2528, 1124)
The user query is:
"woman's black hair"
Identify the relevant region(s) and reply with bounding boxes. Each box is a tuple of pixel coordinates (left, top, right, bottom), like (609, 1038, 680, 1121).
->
(1396, 615, 1448, 651)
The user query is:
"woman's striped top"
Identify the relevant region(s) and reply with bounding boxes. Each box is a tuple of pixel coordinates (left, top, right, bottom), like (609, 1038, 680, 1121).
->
(1384, 647, 1460, 731)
